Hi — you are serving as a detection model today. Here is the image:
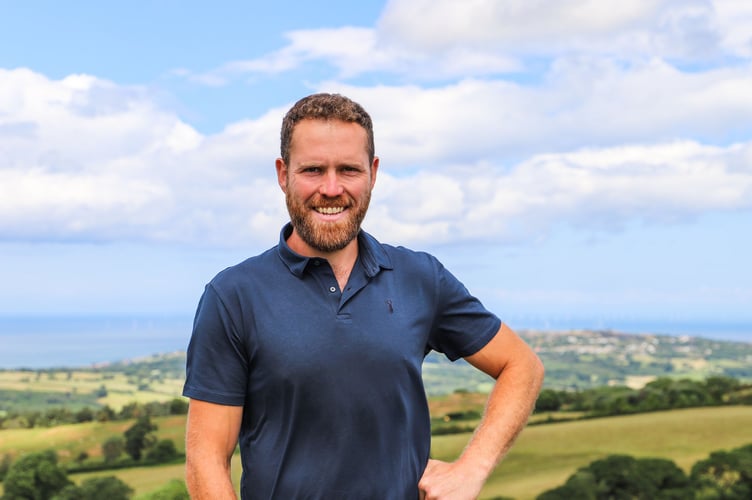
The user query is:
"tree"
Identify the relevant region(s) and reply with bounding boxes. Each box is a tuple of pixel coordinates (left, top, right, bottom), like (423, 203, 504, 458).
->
(636, 458, 690, 498)
(2, 450, 72, 500)
(42, 408, 75, 427)
(94, 384, 108, 398)
(118, 402, 143, 420)
(145, 439, 178, 463)
(95, 405, 116, 422)
(24, 411, 41, 428)
(537, 454, 692, 499)
(144, 401, 169, 417)
(535, 389, 562, 412)
(74, 407, 94, 423)
(0, 452, 13, 481)
(537, 470, 597, 500)
(124, 415, 158, 460)
(691, 444, 752, 499)
(168, 398, 189, 415)
(142, 479, 189, 500)
(586, 454, 654, 497)
(53, 476, 133, 500)
(102, 436, 125, 464)
(704, 376, 741, 404)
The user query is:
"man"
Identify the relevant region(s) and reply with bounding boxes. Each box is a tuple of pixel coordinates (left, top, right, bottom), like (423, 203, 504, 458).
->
(183, 93, 544, 499)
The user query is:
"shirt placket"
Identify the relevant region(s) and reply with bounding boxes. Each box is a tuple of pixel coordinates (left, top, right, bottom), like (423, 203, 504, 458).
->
(309, 258, 342, 314)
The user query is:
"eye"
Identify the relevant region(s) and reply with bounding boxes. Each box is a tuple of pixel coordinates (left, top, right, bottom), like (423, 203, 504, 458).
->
(301, 166, 322, 174)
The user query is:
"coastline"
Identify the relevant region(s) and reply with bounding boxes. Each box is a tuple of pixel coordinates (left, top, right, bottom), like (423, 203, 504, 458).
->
(0, 314, 749, 370)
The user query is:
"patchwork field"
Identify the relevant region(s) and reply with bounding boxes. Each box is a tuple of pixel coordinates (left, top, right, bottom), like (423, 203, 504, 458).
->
(2, 406, 750, 499)
(0, 415, 186, 462)
(0, 365, 185, 414)
(1, 335, 750, 498)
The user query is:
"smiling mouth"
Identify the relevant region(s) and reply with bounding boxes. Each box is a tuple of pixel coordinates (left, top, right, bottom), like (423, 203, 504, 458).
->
(315, 206, 346, 215)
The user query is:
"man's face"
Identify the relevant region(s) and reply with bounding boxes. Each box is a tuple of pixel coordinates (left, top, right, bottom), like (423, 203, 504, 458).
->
(276, 119, 379, 254)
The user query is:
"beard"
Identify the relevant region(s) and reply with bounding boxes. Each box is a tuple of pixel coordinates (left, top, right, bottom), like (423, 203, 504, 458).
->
(286, 189, 371, 253)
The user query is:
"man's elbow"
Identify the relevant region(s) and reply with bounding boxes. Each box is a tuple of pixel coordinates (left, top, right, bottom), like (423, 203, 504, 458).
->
(185, 448, 234, 498)
(185, 445, 233, 474)
(185, 454, 201, 495)
(529, 350, 545, 389)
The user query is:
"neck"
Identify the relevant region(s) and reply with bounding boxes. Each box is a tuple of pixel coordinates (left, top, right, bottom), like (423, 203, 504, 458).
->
(286, 230, 358, 290)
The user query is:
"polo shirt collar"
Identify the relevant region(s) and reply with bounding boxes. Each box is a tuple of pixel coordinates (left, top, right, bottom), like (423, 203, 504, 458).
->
(277, 223, 393, 278)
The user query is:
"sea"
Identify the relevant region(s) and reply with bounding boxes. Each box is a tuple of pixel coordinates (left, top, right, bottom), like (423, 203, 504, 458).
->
(0, 314, 750, 369)
(0, 315, 193, 369)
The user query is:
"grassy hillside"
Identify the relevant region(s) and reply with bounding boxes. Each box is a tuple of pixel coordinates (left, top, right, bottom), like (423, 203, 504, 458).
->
(434, 405, 752, 499)
(2, 406, 750, 499)
(0, 415, 186, 462)
(66, 460, 244, 498)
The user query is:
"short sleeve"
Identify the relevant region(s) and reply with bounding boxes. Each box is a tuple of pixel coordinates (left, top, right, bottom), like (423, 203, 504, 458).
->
(182, 283, 249, 406)
(427, 262, 501, 361)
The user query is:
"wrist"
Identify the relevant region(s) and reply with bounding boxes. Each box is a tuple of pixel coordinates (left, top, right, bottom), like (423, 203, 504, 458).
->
(454, 453, 495, 483)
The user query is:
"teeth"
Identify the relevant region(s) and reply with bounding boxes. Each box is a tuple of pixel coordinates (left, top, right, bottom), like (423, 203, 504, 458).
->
(316, 207, 344, 215)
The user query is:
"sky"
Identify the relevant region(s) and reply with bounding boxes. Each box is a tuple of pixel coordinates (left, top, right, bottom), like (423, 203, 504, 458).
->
(1, 0, 751, 336)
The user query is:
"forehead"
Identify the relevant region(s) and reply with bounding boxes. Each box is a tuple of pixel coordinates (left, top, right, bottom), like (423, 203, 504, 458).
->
(289, 119, 369, 157)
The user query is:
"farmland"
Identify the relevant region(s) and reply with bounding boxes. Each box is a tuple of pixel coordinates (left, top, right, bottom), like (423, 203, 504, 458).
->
(1, 406, 750, 498)
(2, 330, 750, 418)
(1, 330, 750, 497)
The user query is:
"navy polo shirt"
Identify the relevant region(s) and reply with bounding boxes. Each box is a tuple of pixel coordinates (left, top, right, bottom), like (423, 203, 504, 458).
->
(183, 224, 501, 499)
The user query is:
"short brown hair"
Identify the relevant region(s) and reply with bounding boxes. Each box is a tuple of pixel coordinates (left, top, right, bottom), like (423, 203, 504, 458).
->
(280, 93, 375, 165)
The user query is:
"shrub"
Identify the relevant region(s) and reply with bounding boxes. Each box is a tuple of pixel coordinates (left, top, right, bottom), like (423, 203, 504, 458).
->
(102, 436, 125, 464)
(536, 454, 692, 499)
(145, 439, 179, 463)
(54, 476, 133, 500)
(142, 479, 189, 500)
(691, 444, 752, 499)
(2, 450, 71, 499)
(124, 415, 157, 460)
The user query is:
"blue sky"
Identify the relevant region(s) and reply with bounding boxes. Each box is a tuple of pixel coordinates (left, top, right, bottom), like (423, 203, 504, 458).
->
(1, 0, 751, 335)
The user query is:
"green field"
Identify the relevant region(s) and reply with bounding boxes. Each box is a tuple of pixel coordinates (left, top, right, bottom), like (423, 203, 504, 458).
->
(61, 458, 245, 498)
(444, 405, 752, 499)
(0, 416, 186, 474)
(2, 406, 750, 499)
(0, 367, 185, 415)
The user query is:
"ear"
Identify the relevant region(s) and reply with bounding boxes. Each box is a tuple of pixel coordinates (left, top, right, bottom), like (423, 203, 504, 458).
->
(275, 158, 288, 192)
(370, 156, 379, 189)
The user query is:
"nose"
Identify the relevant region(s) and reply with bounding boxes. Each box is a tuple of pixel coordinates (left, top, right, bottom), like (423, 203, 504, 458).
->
(319, 169, 344, 197)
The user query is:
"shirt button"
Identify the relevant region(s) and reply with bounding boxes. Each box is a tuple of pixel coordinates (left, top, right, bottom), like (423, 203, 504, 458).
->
(329, 286, 336, 293)
(313, 260, 320, 266)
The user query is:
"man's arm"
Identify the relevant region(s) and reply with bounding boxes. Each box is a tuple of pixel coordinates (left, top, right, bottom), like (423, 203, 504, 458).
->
(185, 398, 244, 499)
(418, 323, 545, 500)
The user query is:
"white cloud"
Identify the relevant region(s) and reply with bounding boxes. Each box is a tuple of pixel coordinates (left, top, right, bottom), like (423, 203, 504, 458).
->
(3, 67, 752, 248)
(368, 140, 752, 245)
(181, 0, 751, 87)
(187, 25, 520, 84)
(379, 0, 752, 62)
(378, 0, 667, 50)
(322, 58, 752, 169)
(3, 0, 752, 252)
(0, 68, 285, 247)
(713, 0, 752, 57)
(187, 28, 388, 84)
